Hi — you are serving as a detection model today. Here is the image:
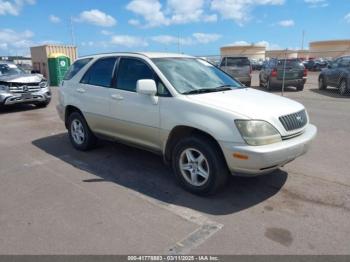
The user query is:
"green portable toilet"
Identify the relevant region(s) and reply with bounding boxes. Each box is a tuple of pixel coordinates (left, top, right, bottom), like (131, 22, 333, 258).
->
(48, 53, 71, 86)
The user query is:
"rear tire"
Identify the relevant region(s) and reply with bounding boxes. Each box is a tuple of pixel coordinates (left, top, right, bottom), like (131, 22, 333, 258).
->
(318, 76, 327, 90)
(296, 84, 304, 91)
(172, 136, 229, 196)
(245, 81, 251, 87)
(339, 79, 348, 96)
(266, 78, 273, 91)
(68, 112, 97, 151)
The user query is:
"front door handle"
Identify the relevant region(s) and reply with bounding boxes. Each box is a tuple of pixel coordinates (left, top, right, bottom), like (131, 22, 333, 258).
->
(111, 94, 124, 100)
(76, 88, 86, 93)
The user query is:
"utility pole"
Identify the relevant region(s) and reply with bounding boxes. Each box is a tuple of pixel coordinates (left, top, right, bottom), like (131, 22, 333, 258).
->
(70, 16, 76, 46)
(301, 30, 305, 50)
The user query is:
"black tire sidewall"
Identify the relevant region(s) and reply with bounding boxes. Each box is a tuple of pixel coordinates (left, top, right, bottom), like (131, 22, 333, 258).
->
(172, 136, 228, 195)
(339, 79, 348, 96)
(68, 112, 95, 151)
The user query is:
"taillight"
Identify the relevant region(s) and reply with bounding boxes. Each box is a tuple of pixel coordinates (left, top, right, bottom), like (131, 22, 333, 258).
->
(303, 69, 308, 77)
(271, 68, 277, 77)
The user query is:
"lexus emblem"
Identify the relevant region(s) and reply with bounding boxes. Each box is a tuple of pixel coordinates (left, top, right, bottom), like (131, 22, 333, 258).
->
(23, 85, 28, 92)
(296, 115, 303, 122)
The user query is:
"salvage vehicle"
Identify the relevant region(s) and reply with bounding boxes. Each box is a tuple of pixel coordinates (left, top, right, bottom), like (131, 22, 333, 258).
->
(319, 56, 350, 96)
(219, 56, 252, 86)
(57, 52, 317, 195)
(0, 62, 51, 108)
(259, 58, 307, 91)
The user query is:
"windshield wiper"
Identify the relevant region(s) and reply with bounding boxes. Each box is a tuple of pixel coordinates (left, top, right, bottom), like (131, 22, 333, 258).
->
(182, 86, 232, 95)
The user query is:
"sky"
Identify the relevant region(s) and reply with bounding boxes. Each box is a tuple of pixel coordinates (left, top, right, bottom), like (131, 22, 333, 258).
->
(0, 0, 349, 57)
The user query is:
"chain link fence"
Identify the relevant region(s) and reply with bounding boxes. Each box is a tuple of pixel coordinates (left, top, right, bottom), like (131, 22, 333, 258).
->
(196, 49, 350, 97)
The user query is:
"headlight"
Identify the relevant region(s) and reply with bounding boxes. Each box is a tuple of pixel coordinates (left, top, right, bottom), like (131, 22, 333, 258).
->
(0, 84, 9, 92)
(235, 120, 282, 146)
(39, 81, 48, 88)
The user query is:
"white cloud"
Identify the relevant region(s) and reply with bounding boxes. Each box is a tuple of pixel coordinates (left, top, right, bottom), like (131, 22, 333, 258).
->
(0, 28, 34, 54)
(110, 35, 148, 47)
(101, 30, 113, 35)
(81, 41, 94, 47)
(345, 13, 350, 23)
(192, 33, 221, 44)
(210, 0, 284, 25)
(126, 0, 217, 27)
(277, 19, 295, 27)
(227, 40, 281, 50)
(304, 0, 328, 8)
(49, 14, 61, 23)
(126, 0, 168, 27)
(151, 33, 221, 46)
(0, 0, 35, 16)
(76, 9, 117, 27)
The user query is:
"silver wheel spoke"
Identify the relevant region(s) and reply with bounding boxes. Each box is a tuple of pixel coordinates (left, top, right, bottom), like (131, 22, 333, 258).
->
(185, 150, 196, 162)
(197, 165, 209, 179)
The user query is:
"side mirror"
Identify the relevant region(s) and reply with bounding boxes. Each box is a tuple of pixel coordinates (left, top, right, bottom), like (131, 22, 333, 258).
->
(136, 79, 157, 96)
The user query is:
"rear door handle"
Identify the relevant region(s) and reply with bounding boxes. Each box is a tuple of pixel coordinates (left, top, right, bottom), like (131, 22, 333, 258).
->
(76, 88, 86, 93)
(111, 94, 124, 100)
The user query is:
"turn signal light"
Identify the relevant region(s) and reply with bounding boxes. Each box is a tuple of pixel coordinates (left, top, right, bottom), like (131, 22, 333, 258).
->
(233, 153, 249, 160)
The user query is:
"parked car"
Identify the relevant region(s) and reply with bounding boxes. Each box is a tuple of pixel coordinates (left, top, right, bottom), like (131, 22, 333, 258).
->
(303, 59, 328, 71)
(0, 61, 51, 108)
(259, 58, 307, 91)
(319, 56, 350, 96)
(251, 59, 264, 71)
(219, 56, 252, 86)
(57, 52, 317, 195)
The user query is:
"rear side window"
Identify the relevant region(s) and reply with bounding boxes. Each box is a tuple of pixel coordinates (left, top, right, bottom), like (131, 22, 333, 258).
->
(116, 58, 154, 92)
(64, 58, 92, 80)
(226, 57, 250, 67)
(81, 57, 117, 88)
(277, 59, 304, 69)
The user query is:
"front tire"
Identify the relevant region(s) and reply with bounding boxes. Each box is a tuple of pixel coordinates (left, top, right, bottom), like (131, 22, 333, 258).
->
(172, 136, 229, 195)
(296, 84, 304, 91)
(319, 76, 327, 90)
(339, 79, 348, 96)
(68, 112, 97, 151)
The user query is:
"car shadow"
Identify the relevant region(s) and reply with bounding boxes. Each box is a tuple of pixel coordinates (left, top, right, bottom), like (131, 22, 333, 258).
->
(0, 104, 38, 114)
(32, 133, 288, 216)
(310, 88, 350, 99)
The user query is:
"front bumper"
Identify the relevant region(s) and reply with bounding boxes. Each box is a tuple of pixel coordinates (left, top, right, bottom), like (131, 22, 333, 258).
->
(220, 124, 317, 176)
(0, 88, 51, 106)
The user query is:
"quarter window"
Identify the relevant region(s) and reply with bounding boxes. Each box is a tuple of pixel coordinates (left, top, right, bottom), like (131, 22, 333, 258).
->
(81, 57, 117, 87)
(116, 58, 155, 92)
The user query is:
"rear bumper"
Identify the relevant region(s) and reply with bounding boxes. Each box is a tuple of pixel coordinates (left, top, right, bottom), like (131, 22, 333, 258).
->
(220, 124, 317, 176)
(0, 87, 51, 106)
(56, 104, 65, 122)
(270, 77, 306, 87)
(236, 76, 251, 84)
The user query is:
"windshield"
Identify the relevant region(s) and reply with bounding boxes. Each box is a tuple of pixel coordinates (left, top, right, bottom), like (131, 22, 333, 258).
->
(226, 57, 250, 67)
(276, 59, 304, 69)
(0, 64, 25, 76)
(152, 58, 242, 94)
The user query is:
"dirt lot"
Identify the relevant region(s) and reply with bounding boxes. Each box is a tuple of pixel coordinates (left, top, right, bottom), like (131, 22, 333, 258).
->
(0, 72, 349, 255)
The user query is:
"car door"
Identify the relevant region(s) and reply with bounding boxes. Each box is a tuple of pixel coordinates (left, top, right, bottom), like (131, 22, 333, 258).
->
(78, 56, 118, 133)
(108, 57, 161, 151)
(327, 58, 341, 86)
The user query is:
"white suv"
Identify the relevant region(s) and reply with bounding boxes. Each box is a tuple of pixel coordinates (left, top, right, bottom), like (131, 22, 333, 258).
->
(57, 52, 317, 195)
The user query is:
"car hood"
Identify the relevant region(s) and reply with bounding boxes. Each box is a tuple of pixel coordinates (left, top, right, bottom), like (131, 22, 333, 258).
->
(187, 88, 305, 135)
(0, 73, 44, 83)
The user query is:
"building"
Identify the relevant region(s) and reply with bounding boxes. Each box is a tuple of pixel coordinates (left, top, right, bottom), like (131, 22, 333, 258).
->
(309, 40, 350, 59)
(265, 50, 298, 59)
(220, 44, 266, 60)
(30, 44, 77, 79)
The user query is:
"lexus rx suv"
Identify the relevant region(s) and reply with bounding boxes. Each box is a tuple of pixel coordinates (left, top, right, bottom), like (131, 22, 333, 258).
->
(57, 52, 317, 195)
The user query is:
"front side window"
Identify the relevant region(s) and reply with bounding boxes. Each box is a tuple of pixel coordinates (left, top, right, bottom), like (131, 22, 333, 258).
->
(64, 58, 92, 80)
(116, 58, 154, 92)
(152, 58, 242, 94)
(81, 57, 117, 87)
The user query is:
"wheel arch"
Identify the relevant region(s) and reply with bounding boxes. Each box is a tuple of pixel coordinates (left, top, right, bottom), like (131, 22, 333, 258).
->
(64, 105, 84, 129)
(164, 125, 225, 164)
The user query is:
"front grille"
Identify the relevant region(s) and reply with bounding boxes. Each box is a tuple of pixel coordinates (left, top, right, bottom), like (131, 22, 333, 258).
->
(279, 110, 307, 131)
(8, 82, 41, 93)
